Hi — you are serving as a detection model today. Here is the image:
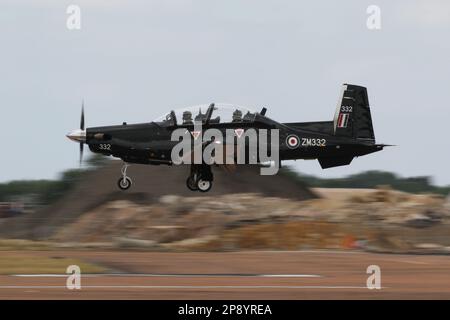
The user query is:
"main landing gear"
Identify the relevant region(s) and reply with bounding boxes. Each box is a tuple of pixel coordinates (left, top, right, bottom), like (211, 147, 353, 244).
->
(186, 164, 213, 192)
(117, 163, 132, 190)
(116, 162, 214, 192)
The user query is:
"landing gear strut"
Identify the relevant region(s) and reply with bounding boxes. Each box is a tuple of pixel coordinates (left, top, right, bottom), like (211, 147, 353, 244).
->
(117, 163, 132, 190)
(186, 164, 213, 192)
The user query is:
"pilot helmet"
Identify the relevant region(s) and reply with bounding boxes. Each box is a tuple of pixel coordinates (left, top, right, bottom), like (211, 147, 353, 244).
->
(183, 111, 193, 121)
(232, 109, 243, 121)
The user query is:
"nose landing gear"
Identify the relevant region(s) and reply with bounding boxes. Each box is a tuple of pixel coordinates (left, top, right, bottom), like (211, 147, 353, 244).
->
(186, 164, 213, 192)
(117, 163, 132, 190)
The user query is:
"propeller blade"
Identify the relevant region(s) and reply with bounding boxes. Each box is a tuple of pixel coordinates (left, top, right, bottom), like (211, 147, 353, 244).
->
(80, 100, 85, 130)
(79, 142, 84, 166)
(80, 101, 85, 166)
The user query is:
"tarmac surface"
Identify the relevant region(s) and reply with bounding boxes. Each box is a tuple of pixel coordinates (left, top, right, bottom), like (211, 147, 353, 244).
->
(0, 250, 449, 299)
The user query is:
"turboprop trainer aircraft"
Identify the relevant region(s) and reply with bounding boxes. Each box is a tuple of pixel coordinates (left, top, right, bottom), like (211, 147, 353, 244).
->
(66, 84, 388, 192)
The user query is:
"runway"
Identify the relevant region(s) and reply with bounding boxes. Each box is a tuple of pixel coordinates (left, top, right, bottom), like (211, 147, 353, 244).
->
(0, 250, 449, 299)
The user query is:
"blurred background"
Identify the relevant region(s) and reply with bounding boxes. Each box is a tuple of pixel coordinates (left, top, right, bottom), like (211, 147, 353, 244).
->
(1, 157, 449, 253)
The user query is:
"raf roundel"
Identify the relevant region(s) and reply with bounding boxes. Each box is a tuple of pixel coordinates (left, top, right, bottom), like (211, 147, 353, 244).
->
(286, 134, 300, 149)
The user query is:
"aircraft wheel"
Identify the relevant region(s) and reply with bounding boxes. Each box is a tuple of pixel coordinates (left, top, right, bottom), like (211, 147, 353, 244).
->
(186, 177, 198, 191)
(117, 177, 132, 190)
(197, 179, 212, 192)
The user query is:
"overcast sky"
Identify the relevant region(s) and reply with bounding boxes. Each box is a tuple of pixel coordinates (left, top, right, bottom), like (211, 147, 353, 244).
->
(1, 0, 450, 185)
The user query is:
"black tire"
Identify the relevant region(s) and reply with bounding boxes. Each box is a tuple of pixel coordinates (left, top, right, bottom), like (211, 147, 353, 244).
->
(117, 177, 132, 190)
(197, 179, 212, 192)
(186, 177, 198, 191)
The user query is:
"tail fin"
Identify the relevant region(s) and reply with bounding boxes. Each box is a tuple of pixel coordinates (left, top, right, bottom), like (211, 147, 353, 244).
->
(333, 84, 375, 142)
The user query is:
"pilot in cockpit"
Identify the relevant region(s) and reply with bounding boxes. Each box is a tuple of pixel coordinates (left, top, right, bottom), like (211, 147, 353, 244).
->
(164, 110, 177, 125)
(182, 111, 193, 125)
(232, 109, 243, 122)
(243, 111, 254, 122)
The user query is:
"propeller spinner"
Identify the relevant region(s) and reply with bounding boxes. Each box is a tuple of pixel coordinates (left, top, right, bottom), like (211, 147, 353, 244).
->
(66, 101, 87, 165)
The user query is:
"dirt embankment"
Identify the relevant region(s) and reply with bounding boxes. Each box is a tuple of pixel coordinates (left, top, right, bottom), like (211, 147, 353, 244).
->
(1, 162, 449, 254)
(3, 187, 449, 254)
(0, 163, 315, 240)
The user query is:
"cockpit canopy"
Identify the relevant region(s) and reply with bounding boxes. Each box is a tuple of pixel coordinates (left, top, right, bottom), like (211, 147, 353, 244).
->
(154, 103, 258, 126)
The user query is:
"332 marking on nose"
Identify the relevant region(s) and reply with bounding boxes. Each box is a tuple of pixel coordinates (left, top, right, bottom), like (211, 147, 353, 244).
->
(99, 144, 111, 150)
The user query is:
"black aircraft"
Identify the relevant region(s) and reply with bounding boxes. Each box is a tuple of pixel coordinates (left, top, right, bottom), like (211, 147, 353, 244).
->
(66, 84, 387, 192)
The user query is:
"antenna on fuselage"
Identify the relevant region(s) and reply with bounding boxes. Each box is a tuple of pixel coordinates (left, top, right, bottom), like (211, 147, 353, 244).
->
(204, 103, 215, 125)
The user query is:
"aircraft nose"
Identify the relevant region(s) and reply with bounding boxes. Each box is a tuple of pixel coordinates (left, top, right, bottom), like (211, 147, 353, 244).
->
(66, 129, 86, 143)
